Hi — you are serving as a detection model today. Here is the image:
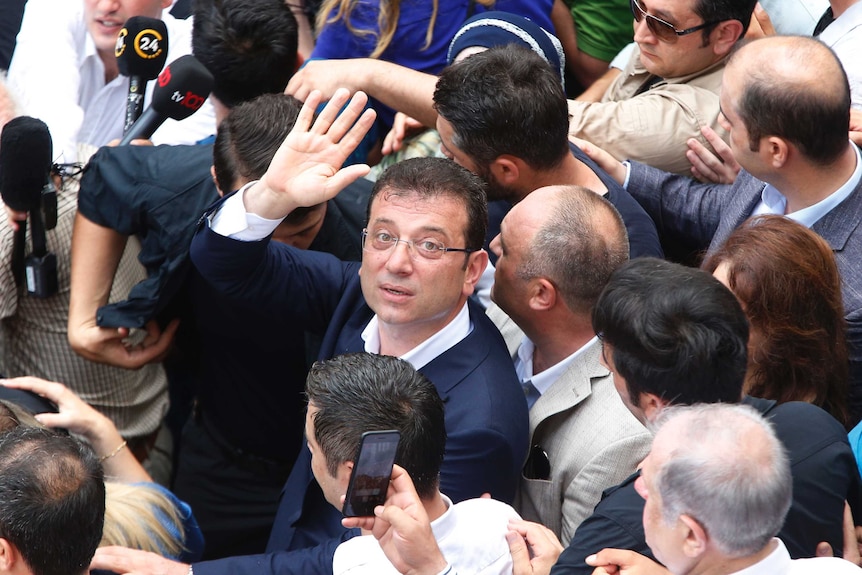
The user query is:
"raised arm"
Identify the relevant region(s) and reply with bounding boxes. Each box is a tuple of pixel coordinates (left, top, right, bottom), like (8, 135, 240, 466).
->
(286, 60, 439, 128)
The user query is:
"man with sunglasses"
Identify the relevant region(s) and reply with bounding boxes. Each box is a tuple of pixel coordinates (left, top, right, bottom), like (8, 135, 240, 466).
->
(568, 0, 756, 175)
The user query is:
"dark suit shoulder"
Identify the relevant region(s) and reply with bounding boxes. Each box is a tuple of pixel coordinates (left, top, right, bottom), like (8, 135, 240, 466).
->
(552, 473, 653, 575)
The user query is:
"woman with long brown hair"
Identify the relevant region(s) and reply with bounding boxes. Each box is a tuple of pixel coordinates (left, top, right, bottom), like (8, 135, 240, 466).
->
(702, 215, 850, 427)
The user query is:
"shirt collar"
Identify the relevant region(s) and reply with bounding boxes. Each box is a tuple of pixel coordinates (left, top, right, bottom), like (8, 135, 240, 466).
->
(728, 539, 788, 575)
(361, 302, 473, 370)
(514, 335, 599, 396)
(754, 143, 862, 228)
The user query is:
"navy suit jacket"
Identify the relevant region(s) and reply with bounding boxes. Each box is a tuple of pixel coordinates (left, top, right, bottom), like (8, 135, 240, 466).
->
(189, 223, 529, 575)
(627, 158, 862, 425)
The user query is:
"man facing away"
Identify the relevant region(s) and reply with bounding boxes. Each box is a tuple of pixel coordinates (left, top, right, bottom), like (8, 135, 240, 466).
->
(0, 426, 105, 575)
(92, 352, 525, 575)
(551, 259, 862, 574)
(607, 403, 862, 575)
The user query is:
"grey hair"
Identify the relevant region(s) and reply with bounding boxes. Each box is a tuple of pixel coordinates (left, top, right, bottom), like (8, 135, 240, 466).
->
(517, 186, 629, 314)
(652, 403, 792, 557)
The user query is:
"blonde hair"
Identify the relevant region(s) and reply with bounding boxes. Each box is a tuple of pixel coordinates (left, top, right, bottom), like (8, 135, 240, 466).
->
(101, 482, 187, 558)
(315, 0, 493, 59)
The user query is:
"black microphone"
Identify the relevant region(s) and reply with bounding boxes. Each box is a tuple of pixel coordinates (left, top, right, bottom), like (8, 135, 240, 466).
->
(0, 116, 57, 295)
(118, 54, 213, 145)
(116, 16, 169, 133)
(0, 116, 51, 213)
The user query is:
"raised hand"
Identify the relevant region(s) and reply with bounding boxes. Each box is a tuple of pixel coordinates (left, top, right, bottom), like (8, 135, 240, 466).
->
(243, 89, 377, 220)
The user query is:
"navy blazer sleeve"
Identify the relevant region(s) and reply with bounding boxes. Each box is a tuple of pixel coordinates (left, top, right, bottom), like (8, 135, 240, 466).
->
(190, 224, 360, 336)
(626, 160, 734, 254)
(193, 536, 347, 575)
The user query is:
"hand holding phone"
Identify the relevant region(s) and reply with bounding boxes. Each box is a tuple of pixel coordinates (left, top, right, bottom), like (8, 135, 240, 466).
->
(342, 430, 401, 517)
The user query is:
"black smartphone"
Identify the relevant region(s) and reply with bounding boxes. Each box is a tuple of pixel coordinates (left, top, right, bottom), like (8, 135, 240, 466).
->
(342, 430, 401, 517)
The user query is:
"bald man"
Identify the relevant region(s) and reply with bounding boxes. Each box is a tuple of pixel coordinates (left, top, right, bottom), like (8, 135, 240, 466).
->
(594, 35, 862, 426)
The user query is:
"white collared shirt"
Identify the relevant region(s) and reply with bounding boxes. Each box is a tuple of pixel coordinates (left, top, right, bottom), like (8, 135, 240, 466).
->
(751, 144, 862, 227)
(514, 335, 599, 397)
(361, 302, 472, 370)
(6, 0, 215, 164)
(730, 538, 861, 574)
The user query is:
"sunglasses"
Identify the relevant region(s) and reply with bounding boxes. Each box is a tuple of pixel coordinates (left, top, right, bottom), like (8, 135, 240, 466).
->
(630, 0, 720, 42)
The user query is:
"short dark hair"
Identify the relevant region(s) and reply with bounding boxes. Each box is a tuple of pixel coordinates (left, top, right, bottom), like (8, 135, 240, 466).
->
(370, 157, 488, 252)
(305, 353, 447, 499)
(433, 45, 569, 172)
(730, 37, 850, 165)
(192, 0, 298, 108)
(518, 186, 629, 314)
(593, 258, 748, 405)
(0, 427, 105, 575)
(213, 94, 303, 193)
(692, 0, 757, 42)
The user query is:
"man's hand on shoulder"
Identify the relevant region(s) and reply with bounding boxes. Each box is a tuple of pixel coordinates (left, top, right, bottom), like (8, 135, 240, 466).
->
(686, 125, 740, 184)
(242, 89, 377, 220)
(585, 548, 670, 575)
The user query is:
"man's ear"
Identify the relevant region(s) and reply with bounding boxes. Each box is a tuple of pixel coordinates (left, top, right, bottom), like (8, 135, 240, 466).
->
(488, 155, 522, 188)
(0, 538, 19, 572)
(529, 277, 557, 312)
(763, 136, 789, 169)
(680, 514, 709, 558)
(711, 19, 744, 56)
(210, 165, 225, 197)
(463, 249, 489, 296)
(294, 53, 306, 74)
(639, 392, 667, 422)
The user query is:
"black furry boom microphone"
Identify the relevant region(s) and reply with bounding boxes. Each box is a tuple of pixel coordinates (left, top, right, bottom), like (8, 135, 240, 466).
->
(0, 116, 58, 297)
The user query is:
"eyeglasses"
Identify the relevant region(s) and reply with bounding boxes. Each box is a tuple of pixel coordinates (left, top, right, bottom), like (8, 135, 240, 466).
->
(630, 0, 720, 43)
(362, 229, 475, 261)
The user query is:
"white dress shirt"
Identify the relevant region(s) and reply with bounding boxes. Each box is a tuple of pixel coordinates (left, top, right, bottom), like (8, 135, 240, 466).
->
(6, 0, 215, 163)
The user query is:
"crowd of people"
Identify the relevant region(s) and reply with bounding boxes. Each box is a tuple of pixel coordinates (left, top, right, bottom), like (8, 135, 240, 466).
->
(0, 0, 861, 574)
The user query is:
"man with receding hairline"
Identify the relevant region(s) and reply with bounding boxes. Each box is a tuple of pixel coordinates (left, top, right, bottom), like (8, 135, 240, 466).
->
(587, 34, 862, 426)
(600, 403, 862, 575)
(0, 426, 106, 575)
(487, 185, 651, 544)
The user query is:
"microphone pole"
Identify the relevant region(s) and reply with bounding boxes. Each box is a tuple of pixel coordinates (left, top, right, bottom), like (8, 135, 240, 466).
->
(119, 54, 214, 146)
(115, 16, 169, 134)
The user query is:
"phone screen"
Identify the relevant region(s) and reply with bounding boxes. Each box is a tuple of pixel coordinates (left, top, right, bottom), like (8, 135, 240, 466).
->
(342, 430, 401, 517)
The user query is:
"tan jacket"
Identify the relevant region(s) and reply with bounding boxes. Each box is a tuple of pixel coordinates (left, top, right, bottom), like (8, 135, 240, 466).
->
(568, 45, 729, 175)
(487, 304, 651, 545)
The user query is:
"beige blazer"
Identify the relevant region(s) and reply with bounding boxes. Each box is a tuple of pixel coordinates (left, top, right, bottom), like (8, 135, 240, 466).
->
(487, 304, 652, 545)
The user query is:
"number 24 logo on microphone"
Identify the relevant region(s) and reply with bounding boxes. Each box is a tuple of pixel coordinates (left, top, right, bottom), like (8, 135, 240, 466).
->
(134, 29, 164, 59)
